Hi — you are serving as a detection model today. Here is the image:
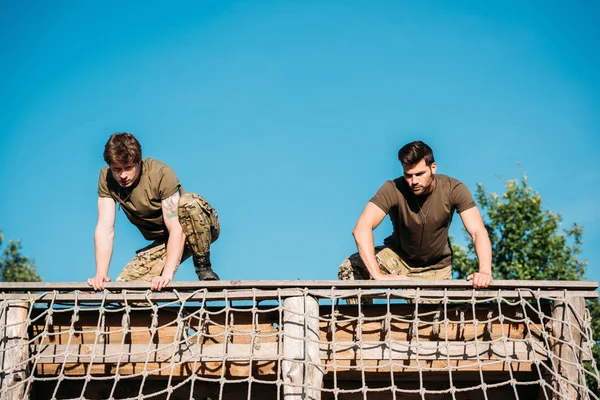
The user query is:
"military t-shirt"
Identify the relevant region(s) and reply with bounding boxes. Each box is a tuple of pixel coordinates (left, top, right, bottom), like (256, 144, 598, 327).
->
(98, 158, 182, 241)
(370, 174, 476, 270)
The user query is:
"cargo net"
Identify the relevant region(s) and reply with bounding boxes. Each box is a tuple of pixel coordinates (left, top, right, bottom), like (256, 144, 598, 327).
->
(0, 284, 599, 399)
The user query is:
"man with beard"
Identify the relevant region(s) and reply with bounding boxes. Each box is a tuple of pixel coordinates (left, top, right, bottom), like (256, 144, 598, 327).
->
(87, 132, 220, 291)
(338, 140, 492, 289)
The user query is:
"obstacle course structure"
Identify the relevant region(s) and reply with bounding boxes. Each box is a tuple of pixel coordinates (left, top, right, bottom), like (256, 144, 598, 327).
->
(1, 280, 598, 399)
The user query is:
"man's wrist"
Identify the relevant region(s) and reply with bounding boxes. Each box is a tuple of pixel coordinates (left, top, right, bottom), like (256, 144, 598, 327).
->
(371, 271, 385, 280)
(161, 271, 174, 280)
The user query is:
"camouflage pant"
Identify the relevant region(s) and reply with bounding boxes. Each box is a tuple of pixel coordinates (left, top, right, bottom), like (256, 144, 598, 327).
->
(117, 192, 220, 282)
(338, 247, 452, 281)
(338, 246, 451, 304)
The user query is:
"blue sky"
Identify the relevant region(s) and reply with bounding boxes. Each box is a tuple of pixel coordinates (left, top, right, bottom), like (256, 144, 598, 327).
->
(1, 1, 598, 283)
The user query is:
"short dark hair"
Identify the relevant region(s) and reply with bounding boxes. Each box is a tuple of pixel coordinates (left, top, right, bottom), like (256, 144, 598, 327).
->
(398, 141, 435, 166)
(103, 132, 142, 165)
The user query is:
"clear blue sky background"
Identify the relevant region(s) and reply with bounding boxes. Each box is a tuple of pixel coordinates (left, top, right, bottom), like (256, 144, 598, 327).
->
(1, 1, 598, 283)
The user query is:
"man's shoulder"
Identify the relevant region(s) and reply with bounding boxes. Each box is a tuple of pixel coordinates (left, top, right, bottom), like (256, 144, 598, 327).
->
(143, 158, 170, 170)
(386, 177, 407, 189)
(142, 158, 178, 177)
(372, 178, 409, 203)
(97, 165, 115, 197)
(435, 174, 467, 189)
(98, 165, 113, 184)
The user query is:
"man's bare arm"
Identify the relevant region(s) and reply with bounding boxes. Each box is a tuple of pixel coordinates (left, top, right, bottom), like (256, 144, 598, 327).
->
(88, 197, 116, 290)
(151, 191, 186, 290)
(353, 203, 408, 280)
(459, 206, 493, 288)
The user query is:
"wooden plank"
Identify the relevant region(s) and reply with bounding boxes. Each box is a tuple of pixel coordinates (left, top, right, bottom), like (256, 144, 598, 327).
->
(282, 296, 323, 399)
(28, 304, 546, 344)
(321, 304, 548, 342)
(33, 340, 547, 365)
(35, 360, 279, 378)
(321, 359, 539, 374)
(29, 307, 281, 346)
(1, 279, 598, 291)
(33, 343, 280, 363)
(321, 340, 548, 361)
(34, 357, 540, 378)
(547, 297, 589, 400)
(2, 289, 598, 302)
(0, 302, 30, 400)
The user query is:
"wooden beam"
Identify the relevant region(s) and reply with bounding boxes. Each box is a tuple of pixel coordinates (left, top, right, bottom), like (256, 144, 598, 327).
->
(0, 279, 598, 291)
(32, 340, 547, 364)
(33, 343, 280, 364)
(546, 296, 589, 400)
(2, 289, 598, 302)
(0, 302, 30, 400)
(321, 340, 548, 361)
(282, 296, 323, 399)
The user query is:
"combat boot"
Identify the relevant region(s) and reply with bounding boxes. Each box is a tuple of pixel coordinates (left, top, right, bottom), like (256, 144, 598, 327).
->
(193, 253, 220, 281)
(196, 265, 220, 281)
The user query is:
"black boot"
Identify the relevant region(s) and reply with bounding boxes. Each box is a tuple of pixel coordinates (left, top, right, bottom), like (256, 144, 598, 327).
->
(193, 253, 220, 281)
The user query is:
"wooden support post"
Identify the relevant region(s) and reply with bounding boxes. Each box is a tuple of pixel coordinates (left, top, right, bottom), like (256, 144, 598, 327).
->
(547, 296, 588, 400)
(0, 302, 30, 400)
(282, 296, 323, 400)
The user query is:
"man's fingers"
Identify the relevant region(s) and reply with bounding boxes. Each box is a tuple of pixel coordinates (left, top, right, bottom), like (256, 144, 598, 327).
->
(469, 273, 492, 289)
(150, 277, 170, 291)
(88, 277, 111, 291)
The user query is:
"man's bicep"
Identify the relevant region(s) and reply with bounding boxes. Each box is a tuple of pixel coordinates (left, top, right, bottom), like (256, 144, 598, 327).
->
(356, 202, 387, 231)
(459, 206, 485, 236)
(97, 197, 116, 228)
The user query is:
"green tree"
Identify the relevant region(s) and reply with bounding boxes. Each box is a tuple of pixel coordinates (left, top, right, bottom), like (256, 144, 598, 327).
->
(453, 175, 586, 281)
(0, 229, 42, 282)
(451, 175, 598, 393)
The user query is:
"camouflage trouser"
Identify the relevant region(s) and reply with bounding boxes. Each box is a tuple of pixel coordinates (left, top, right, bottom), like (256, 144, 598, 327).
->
(338, 246, 451, 304)
(117, 192, 220, 282)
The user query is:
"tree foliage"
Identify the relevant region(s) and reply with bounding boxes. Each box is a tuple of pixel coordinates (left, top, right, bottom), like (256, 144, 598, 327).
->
(452, 175, 586, 281)
(0, 229, 42, 282)
(452, 175, 598, 393)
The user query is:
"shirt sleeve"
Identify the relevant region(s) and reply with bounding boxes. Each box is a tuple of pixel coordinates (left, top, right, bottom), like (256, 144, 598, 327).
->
(97, 168, 112, 198)
(157, 166, 181, 200)
(369, 181, 398, 214)
(451, 181, 476, 214)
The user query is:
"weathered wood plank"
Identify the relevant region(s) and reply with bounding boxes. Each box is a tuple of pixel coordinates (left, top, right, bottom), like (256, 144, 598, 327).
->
(33, 343, 280, 363)
(3, 289, 598, 303)
(35, 358, 539, 378)
(0, 302, 30, 400)
(28, 304, 547, 346)
(283, 296, 323, 399)
(1, 279, 598, 291)
(35, 360, 279, 378)
(321, 340, 548, 361)
(547, 297, 589, 400)
(33, 340, 548, 364)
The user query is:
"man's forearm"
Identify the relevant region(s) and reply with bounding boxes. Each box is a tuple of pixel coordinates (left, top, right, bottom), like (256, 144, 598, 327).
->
(354, 230, 383, 279)
(94, 227, 114, 276)
(473, 232, 492, 274)
(162, 230, 185, 279)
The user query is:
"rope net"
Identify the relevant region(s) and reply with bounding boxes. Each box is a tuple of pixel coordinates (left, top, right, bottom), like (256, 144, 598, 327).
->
(0, 282, 598, 399)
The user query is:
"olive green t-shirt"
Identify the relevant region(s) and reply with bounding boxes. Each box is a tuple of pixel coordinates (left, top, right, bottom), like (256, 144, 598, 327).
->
(370, 174, 476, 270)
(98, 158, 182, 241)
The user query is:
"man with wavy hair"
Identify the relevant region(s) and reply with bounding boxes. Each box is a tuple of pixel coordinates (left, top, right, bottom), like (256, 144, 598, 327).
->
(338, 140, 492, 290)
(88, 132, 220, 291)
